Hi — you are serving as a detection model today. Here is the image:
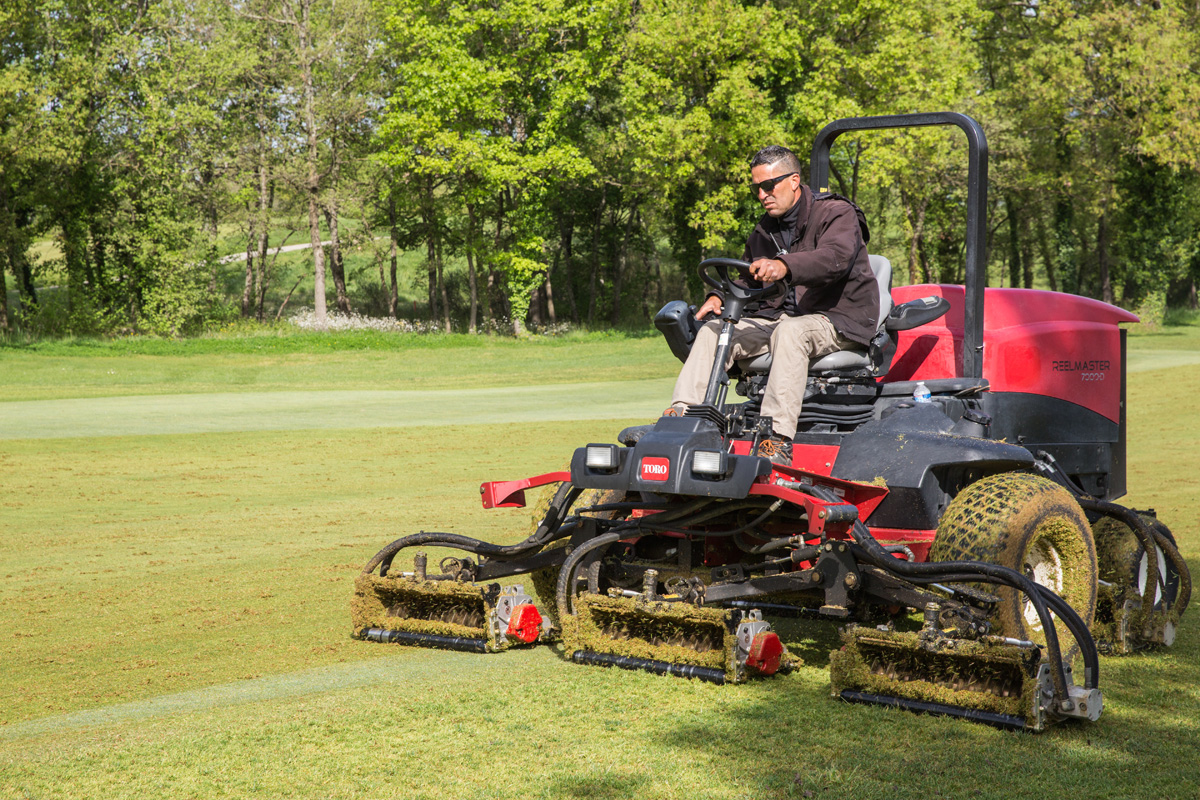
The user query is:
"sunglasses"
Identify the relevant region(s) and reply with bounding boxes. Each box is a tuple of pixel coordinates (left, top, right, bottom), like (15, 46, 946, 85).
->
(751, 172, 798, 195)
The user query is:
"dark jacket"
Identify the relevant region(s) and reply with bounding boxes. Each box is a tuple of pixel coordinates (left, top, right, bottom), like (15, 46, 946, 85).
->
(735, 185, 879, 347)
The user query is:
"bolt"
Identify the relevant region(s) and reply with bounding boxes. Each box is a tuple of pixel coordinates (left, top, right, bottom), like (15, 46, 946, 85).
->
(642, 569, 659, 598)
(838, 543, 846, 553)
(414, 552, 428, 581)
(818, 509, 827, 519)
(923, 602, 940, 631)
(810, 571, 822, 585)
(844, 572, 858, 589)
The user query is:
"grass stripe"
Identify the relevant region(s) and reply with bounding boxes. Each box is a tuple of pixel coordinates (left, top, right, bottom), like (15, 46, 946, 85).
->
(1126, 349, 1200, 373)
(0, 379, 675, 440)
(0, 648, 534, 742)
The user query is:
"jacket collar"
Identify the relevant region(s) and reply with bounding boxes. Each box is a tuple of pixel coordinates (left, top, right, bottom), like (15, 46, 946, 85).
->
(761, 184, 811, 246)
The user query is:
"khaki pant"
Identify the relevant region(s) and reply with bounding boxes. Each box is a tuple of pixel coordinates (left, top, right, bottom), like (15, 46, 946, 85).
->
(670, 314, 851, 440)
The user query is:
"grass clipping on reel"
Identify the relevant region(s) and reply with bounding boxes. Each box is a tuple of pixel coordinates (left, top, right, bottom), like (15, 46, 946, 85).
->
(563, 593, 739, 678)
(352, 573, 490, 640)
(829, 626, 1043, 722)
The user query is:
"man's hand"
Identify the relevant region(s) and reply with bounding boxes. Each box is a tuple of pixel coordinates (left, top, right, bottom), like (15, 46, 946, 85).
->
(749, 258, 788, 283)
(695, 295, 723, 320)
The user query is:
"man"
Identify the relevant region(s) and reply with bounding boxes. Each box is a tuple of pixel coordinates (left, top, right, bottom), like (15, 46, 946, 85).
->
(669, 145, 879, 463)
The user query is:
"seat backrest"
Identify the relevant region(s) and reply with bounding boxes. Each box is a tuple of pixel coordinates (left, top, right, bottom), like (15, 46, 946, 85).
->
(868, 254, 894, 335)
(736, 253, 894, 374)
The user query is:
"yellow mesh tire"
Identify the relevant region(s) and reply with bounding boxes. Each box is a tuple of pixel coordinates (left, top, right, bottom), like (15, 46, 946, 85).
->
(929, 473, 1097, 650)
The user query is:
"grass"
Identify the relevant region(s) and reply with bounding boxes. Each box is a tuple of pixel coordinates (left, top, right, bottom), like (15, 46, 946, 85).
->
(1, 327, 1199, 799)
(0, 329, 678, 402)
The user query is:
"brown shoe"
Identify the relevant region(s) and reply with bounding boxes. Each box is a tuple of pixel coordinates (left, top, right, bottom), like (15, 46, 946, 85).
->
(756, 436, 793, 466)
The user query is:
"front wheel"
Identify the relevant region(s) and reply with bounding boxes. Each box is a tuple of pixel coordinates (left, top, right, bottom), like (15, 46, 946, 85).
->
(929, 473, 1098, 650)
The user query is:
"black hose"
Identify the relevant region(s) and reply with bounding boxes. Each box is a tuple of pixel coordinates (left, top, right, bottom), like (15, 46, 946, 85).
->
(364, 483, 581, 576)
(555, 530, 627, 620)
(637, 499, 776, 535)
(860, 559, 1101, 689)
(1076, 497, 1191, 616)
(807, 485, 1085, 700)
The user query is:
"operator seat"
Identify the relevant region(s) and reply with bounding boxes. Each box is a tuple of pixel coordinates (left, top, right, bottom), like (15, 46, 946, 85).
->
(653, 254, 952, 432)
(734, 254, 895, 379)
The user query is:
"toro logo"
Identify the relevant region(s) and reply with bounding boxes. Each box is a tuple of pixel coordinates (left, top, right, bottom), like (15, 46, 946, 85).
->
(640, 457, 670, 482)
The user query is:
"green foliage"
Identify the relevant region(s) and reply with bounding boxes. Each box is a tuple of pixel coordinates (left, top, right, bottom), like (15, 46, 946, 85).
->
(3, 0, 1200, 339)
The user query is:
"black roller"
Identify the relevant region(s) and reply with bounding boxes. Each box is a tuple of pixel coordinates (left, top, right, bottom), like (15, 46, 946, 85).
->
(361, 628, 487, 653)
(571, 650, 727, 684)
(838, 690, 1028, 731)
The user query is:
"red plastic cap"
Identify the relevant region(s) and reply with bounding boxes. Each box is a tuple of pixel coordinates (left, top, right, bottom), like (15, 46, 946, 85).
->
(507, 603, 543, 644)
(746, 631, 785, 675)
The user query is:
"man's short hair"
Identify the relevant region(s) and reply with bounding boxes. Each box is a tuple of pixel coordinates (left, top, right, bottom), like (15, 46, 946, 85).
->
(750, 145, 802, 175)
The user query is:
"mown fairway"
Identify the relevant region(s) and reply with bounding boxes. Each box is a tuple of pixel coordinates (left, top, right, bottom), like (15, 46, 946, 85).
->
(2, 329, 1198, 800)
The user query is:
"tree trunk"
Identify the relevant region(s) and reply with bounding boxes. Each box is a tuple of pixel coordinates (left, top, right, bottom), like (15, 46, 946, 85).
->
(612, 199, 637, 326)
(544, 254, 557, 325)
(1019, 207, 1035, 289)
(422, 179, 438, 321)
(437, 234, 451, 333)
(558, 209, 579, 324)
(324, 201, 350, 313)
(900, 191, 929, 285)
(1098, 212, 1113, 305)
(465, 202, 479, 333)
(484, 269, 495, 330)
(0, 252, 9, 332)
(297, 0, 327, 326)
(530, 284, 543, 328)
(388, 195, 400, 319)
(255, 153, 271, 321)
(493, 190, 506, 329)
(587, 187, 607, 325)
(1077, 220, 1091, 298)
(202, 161, 220, 296)
(15, 244, 36, 314)
(1189, 278, 1198, 311)
(242, 205, 256, 317)
(1034, 213, 1058, 293)
(1005, 195, 1021, 289)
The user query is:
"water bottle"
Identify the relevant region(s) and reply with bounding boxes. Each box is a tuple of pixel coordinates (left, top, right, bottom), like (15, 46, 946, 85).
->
(912, 381, 932, 403)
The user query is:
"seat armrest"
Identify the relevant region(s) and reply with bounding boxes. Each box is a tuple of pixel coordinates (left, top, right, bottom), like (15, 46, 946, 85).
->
(884, 296, 950, 333)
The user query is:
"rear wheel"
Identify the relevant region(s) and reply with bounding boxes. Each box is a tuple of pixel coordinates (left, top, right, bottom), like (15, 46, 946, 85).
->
(929, 473, 1097, 651)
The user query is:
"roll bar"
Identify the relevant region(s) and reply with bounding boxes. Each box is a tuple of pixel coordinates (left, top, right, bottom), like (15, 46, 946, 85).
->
(809, 113, 988, 379)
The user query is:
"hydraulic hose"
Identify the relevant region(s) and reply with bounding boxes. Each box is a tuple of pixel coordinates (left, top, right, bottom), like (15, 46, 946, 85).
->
(637, 499, 778, 535)
(860, 559, 1101, 689)
(1075, 496, 1191, 617)
(364, 483, 580, 576)
(555, 530, 627, 620)
(807, 485, 1087, 701)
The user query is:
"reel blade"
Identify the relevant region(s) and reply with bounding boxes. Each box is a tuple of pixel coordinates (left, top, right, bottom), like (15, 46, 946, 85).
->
(829, 626, 1053, 730)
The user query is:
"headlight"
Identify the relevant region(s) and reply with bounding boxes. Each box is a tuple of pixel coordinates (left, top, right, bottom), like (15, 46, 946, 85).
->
(585, 444, 620, 470)
(692, 450, 728, 476)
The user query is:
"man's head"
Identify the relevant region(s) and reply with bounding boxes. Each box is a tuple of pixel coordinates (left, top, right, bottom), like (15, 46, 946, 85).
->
(749, 145, 803, 218)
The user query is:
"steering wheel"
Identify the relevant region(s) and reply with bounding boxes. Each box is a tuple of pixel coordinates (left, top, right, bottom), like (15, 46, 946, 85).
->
(698, 258, 786, 323)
